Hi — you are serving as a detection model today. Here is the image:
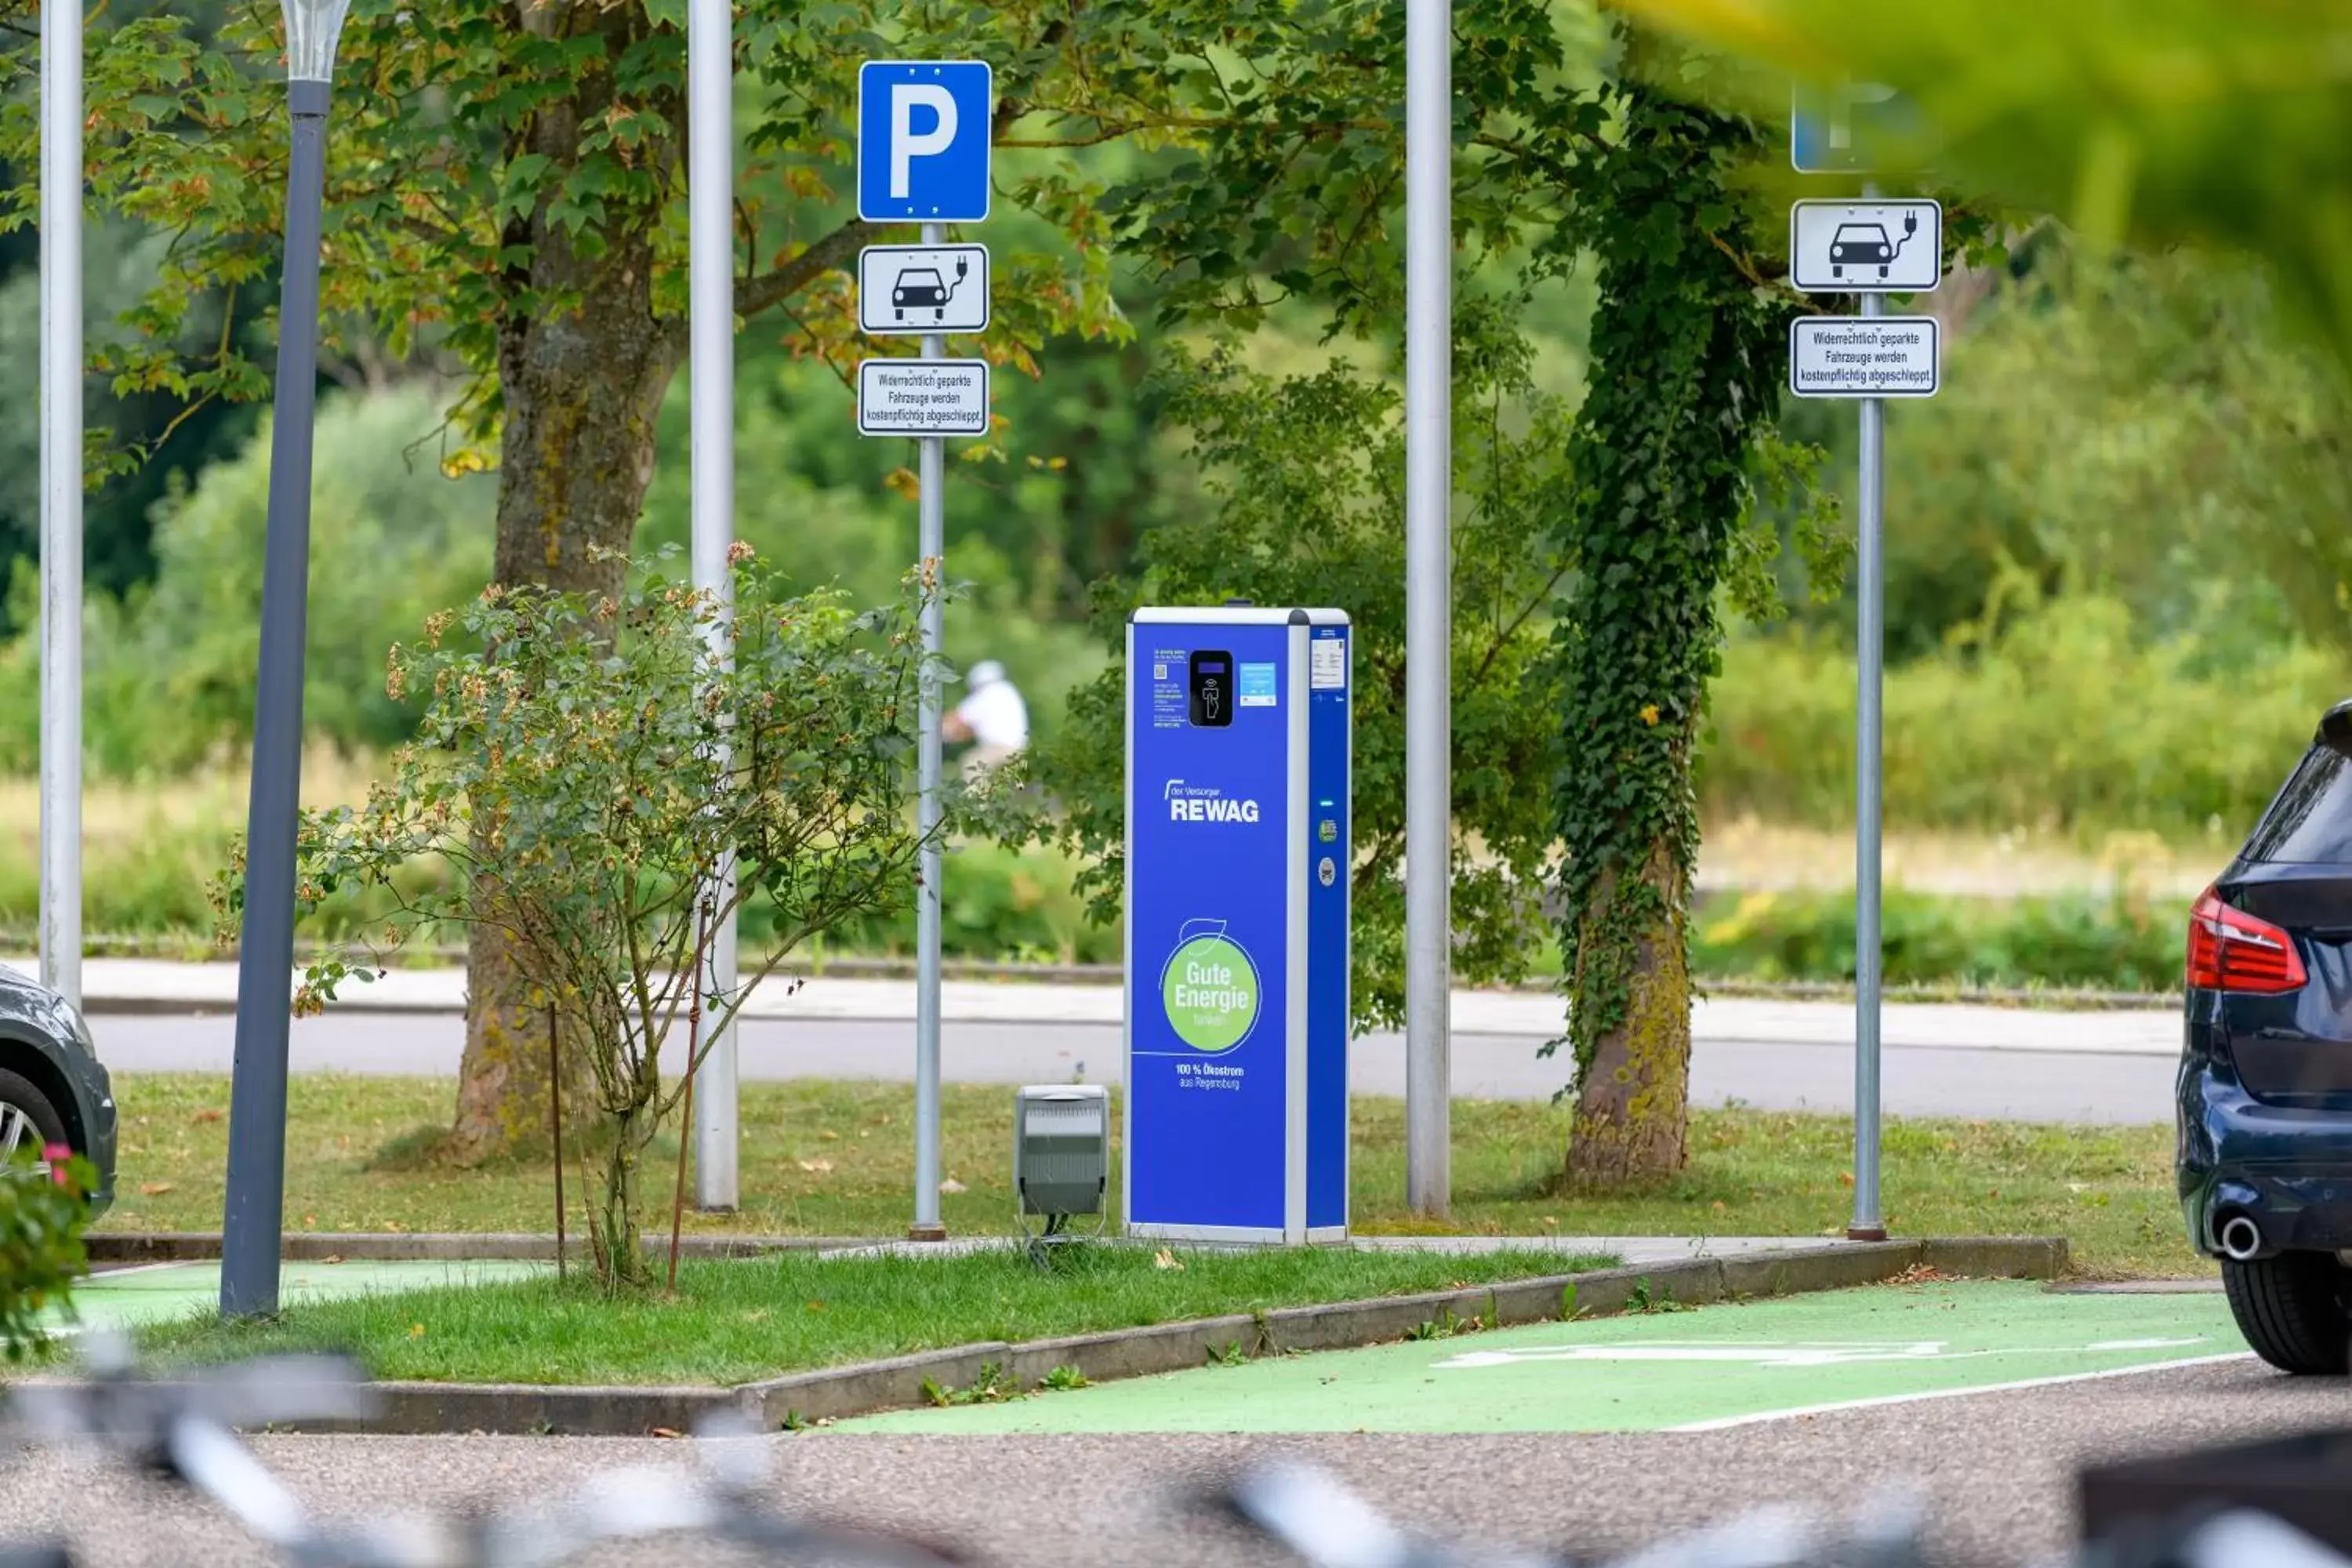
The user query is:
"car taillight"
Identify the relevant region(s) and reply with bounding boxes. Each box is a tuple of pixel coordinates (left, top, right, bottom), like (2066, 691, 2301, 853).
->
(2187, 888, 2308, 993)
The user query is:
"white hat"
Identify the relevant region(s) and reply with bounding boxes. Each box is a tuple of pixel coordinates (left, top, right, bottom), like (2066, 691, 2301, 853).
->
(967, 660, 1007, 688)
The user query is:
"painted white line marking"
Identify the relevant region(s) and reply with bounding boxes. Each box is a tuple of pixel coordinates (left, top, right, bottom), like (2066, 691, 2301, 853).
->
(81, 1261, 188, 1279)
(1439, 1341, 1957, 1369)
(1667, 1352, 2258, 1431)
(1439, 1338, 2217, 1371)
(2085, 1338, 2205, 1351)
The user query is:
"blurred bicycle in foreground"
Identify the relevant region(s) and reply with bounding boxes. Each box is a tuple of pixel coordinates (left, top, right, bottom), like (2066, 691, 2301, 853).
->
(11, 1338, 2352, 1568)
(1, 1334, 965, 1566)
(1213, 1456, 2352, 1568)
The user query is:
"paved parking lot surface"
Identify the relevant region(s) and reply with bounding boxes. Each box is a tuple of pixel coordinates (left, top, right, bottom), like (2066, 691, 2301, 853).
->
(0, 1353, 2336, 1566)
(5, 1279, 2314, 1566)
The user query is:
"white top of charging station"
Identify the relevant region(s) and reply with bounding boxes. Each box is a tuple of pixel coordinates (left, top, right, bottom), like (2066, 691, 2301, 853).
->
(1132, 607, 1350, 626)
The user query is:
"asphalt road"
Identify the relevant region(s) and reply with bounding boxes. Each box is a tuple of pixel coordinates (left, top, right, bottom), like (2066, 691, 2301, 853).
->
(0, 1356, 2331, 1566)
(88, 1011, 2177, 1123)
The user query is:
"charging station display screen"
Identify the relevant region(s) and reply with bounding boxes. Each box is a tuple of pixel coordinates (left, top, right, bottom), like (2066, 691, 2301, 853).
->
(1129, 624, 1290, 1230)
(1188, 653, 1233, 728)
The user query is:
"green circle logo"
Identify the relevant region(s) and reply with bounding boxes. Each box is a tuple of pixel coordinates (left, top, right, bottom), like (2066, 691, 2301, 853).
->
(1160, 930, 1261, 1053)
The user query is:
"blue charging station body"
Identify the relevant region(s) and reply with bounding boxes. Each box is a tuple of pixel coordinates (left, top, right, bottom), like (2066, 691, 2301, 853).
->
(1124, 607, 1350, 1243)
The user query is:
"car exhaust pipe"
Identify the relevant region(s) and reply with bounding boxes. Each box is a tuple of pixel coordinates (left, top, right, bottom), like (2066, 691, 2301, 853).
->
(2219, 1212, 2265, 1262)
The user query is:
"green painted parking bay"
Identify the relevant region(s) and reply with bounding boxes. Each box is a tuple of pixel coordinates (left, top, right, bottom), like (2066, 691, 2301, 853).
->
(49, 1258, 546, 1337)
(838, 1281, 2246, 1436)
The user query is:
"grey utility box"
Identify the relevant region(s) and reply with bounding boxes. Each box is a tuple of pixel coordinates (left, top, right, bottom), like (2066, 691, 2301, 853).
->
(1014, 1084, 1110, 1221)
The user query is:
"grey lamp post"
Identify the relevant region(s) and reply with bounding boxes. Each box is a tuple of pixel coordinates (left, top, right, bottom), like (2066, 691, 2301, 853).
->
(220, 0, 352, 1319)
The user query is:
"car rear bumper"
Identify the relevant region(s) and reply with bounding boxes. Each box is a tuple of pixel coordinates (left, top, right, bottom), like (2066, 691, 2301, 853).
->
(2179, 1058, 2352, 1256)
(71, 1054, 116, 1215)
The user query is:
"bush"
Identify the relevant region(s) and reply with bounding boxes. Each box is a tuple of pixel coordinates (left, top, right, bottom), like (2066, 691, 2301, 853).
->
(1705, 590, 2346, 838)
(0, 389, 493, 779)
(1693, 886, 2186, 992)
(286, 553, 931, 1287)
(787, 840, 1116, 965)
(0, 1148, 96, 1359)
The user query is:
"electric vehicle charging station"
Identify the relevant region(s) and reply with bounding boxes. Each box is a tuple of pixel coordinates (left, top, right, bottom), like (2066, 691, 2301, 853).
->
(1125, 607, 1351, 1243)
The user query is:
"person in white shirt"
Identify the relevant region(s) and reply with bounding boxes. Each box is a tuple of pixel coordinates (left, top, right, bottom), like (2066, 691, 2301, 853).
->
(944, 659, 1029, 782)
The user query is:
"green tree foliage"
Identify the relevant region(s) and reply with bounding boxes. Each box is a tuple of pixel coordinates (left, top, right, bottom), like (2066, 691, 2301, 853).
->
(0, 389, 492, 778)
(275, 552, 930, 1287)
(6, 0, 1134, 1153)
(1871, 252, 2352, 662)
(1032, 307, 1573, 1033)
(0, 211, 263, 608)
(1034, 7, 1854, 1185)
(633, 355, 1116, 747)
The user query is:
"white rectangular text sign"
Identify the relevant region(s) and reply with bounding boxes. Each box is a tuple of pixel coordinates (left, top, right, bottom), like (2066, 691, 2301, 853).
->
(856, 358, 991, 437)
(1788, 317, 1940, 399)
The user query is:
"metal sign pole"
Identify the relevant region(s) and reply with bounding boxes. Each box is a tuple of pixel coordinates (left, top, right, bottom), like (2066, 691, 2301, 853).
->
(910, 223, 948, 1243)
(39, 0, 82, 1014)
(1784, 114, 1916, 1242)
(1403, 0, 1452, 1217)
(688, 0, 739, 1212)
(221, 67, 336, 1319)
(1849, 262, 1887, 1243)
(851, 62, 986, 1241)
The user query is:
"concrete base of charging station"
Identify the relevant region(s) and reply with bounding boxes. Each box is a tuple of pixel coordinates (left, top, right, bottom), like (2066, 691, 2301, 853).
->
(97, 1234, 2068, 1438)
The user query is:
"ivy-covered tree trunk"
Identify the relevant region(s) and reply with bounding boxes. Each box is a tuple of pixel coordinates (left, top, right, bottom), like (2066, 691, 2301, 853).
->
(452, 2, 688, 1161)
(1550, 67, 1791, 1184)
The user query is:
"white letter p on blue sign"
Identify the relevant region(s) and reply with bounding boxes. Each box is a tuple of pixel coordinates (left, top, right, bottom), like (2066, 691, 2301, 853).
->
(891, 85, 958, 198)
(858, 61, 993, 223)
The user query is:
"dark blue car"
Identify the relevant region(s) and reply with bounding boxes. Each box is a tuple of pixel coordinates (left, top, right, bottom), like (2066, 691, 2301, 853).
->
(2180, 699, 2352, 1371)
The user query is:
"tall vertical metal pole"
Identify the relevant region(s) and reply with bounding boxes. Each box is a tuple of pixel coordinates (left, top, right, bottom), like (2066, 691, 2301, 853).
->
(1404, 0, 1453, 1216)
(221, 77, 332, 1319)
(688, 0, 739, 1213)
(909, 222, 948, 1242)
(1849, 270, 1887, 1243)
(38, 0, 82, 1014)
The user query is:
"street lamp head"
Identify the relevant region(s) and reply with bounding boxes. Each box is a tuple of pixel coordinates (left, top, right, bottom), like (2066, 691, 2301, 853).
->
(281, 0, 353, 82)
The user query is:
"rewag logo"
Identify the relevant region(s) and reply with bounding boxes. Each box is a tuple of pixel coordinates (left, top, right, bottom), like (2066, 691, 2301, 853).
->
(1163, 779, 1261, 825)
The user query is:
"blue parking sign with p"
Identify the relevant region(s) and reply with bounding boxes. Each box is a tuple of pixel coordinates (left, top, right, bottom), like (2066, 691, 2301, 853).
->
(858, 60, 993, 224)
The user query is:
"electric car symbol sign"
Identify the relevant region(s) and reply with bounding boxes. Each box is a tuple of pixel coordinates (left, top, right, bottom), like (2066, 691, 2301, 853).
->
(1789, 199, 1942, 294)
(858, 245, 992, 336)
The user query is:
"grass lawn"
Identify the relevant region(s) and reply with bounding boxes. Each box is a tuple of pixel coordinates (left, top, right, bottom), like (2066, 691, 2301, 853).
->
(95, 1074, 2193, 1278)
(92, 1072, 2183, 1279)
(134, 1243, 1611, 1386)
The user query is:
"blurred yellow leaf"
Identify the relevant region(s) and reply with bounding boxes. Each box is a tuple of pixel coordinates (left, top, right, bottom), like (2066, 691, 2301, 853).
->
(1623, 0, 2352, 362)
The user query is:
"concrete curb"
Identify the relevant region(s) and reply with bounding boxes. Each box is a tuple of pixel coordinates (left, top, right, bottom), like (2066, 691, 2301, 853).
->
(219, 1235, 2065, 1436)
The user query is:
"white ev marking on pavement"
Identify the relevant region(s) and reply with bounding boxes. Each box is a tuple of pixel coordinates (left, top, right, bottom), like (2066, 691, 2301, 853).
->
(1435, 1337, 2214, 1371)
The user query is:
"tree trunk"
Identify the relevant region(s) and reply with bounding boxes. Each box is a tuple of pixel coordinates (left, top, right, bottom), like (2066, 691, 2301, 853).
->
(449, 32, 688, 1159)
(593, 1104, 652, 1290)
(1565, 844, 1692, 1183)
